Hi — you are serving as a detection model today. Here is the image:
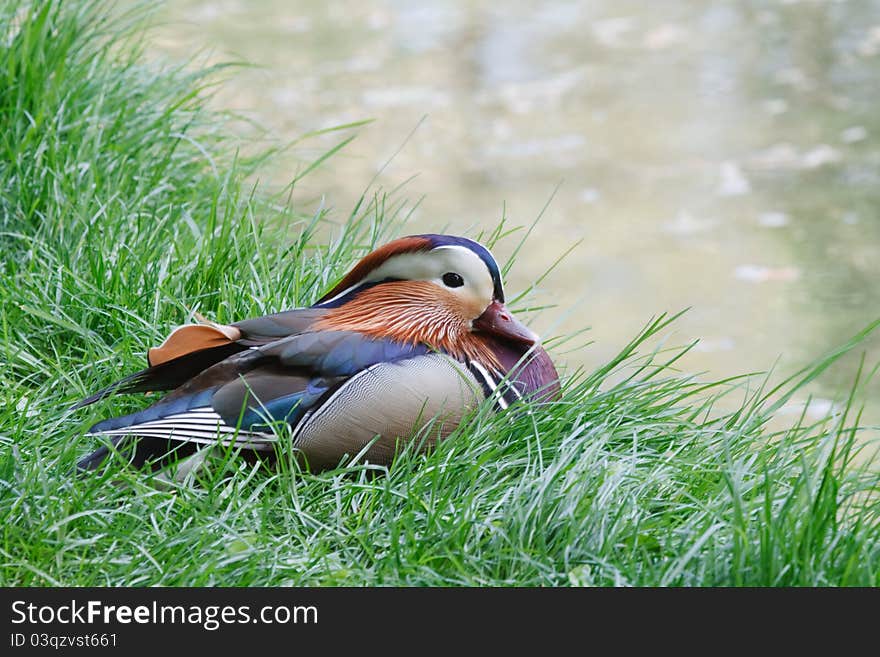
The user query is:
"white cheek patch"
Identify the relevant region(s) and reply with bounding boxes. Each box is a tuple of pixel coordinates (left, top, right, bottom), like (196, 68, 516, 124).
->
(320, 244, 500, 313)
(365, 246, 497, 311)
(429, 246, 497, 302)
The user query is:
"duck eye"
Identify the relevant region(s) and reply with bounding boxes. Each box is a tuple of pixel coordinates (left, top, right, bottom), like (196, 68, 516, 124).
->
(442, 272, 464, 288)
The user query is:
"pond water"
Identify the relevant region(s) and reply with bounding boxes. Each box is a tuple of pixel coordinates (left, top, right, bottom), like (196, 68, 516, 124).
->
(154, 0, 880, 422)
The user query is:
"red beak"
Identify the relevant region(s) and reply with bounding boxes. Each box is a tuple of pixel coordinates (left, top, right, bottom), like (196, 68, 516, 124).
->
(472, 300, 540, 346)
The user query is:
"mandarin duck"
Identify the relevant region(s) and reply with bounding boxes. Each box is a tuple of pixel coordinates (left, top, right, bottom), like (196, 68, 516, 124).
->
(74, 234, 560, 473)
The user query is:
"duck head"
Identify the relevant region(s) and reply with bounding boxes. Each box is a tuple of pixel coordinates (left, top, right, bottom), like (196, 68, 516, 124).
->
(313, 234, 540, 364)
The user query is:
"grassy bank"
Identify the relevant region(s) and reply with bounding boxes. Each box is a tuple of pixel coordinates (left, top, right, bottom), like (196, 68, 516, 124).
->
(1, 0, 879, 586)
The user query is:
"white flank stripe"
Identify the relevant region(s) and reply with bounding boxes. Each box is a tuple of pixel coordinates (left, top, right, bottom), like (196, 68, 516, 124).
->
(469, 361, 508, 410)
(136, 418, 236, 430)
(133, 422, 240, 434)
(163, 408, 221, 418)
(90, 405, 276, 449)
(99, 426, 260, 440)
(469, 361, 497, 391)
(96, 427, 275, 449)
(495, 368, 523, 400)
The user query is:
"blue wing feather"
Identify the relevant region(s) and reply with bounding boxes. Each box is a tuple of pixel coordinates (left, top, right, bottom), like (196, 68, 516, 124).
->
(271, 331, 428, 377)
(88, 388, 216, 434)
(236, 379, 331, 430)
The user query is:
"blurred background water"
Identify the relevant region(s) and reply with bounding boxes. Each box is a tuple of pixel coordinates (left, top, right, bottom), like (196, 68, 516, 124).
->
(153, 0, 880, 420)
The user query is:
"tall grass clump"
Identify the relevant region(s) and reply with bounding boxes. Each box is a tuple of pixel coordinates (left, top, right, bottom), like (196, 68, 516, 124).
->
(1, 0, 879, 586)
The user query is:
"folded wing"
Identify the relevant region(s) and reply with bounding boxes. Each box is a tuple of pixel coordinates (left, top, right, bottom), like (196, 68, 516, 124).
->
(71, 308, 328, 410)
(76, 331, 478, 472)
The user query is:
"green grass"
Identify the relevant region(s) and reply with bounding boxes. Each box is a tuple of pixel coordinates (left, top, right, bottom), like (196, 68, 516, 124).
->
(2, 0, 879, 586)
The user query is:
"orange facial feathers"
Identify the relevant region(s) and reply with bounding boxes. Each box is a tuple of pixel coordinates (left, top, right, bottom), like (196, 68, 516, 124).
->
(314, 281, 501, 367)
